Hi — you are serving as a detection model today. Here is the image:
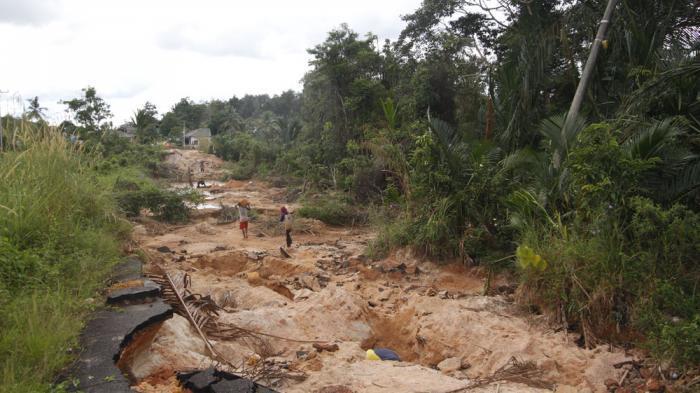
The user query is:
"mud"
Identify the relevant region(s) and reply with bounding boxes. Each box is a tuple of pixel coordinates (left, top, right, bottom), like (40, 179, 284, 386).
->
(128, 149, 636, 393)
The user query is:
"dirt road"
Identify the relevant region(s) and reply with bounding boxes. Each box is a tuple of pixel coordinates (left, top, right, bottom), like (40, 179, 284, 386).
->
(125, 149, 633, 393)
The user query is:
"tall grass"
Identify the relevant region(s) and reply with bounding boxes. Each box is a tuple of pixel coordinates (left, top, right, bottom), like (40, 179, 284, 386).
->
(0, 124, 128, 392)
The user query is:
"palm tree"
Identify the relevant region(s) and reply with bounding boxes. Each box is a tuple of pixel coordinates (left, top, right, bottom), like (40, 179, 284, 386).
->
(24, 96, 46, 121)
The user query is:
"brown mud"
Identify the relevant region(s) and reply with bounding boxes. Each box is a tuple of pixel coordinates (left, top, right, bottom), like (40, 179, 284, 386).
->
(126, 149, 636, 393)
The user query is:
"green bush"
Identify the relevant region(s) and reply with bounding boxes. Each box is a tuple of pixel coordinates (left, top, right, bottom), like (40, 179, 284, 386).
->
(223, 161, 256, 180)
(115, 185, 201, 223)
(513, 123, 700, 367)
(298, 193, 368, 226)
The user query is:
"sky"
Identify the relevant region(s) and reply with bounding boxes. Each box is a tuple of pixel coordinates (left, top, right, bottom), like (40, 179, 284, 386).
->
(0, 0, 422, 125)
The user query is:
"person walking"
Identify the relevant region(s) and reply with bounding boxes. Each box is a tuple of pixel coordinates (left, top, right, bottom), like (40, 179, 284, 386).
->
(237, 199, 251, 239)
(280, 206, 293, 248)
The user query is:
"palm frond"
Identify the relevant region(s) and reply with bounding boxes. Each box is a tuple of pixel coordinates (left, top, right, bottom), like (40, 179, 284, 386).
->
(429, 118, 459, 151)
(538, 113, 587, 166)
(623, 118, 681, 160)
(668, 158, 700, 201)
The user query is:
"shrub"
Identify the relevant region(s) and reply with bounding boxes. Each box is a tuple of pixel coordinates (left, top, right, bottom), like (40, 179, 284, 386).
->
(298, 193, 368, 226)
(514, 127, 700, 367)
(115, 185, 201, 223)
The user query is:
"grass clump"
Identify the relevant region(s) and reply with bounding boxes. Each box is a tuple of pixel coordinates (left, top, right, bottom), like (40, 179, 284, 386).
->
(298, 193, 368, 226)
(0, 125, 128, 392)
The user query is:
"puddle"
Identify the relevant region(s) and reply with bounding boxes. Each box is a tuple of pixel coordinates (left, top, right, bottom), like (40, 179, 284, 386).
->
(193, 203, 221, 210)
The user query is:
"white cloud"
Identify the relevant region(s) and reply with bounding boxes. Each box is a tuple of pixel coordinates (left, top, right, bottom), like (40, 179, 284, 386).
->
(0, 0, 61, 25)
(0, 0, 422, 124)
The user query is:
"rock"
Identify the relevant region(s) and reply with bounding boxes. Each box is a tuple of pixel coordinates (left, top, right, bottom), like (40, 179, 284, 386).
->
(437, 357, 463, 373)
(300, 274, 321, 291)
(246, 272, 262, 286)
(156, 246, 172, 253)
(316, 386, 354, 393)
(604, 378, 619, 391)
(645, 378, 664, 392)
(214, 245, 227, 251)
(313, 342, 339, 352)
(294, 288, 314, 300)
(555, 385, 579, 393)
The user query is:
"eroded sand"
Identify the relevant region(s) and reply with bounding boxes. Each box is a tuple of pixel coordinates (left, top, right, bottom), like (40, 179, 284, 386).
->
(128, 149, 635, 393)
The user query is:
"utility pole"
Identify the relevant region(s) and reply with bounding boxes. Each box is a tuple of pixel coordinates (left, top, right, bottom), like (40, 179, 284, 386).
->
(182, 121, 186, 147)
(561, 0, 617, 164)
(0, 89, 8, 152)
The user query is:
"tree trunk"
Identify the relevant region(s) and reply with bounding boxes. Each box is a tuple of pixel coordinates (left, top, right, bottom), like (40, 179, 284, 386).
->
(561, 0, 618, 164)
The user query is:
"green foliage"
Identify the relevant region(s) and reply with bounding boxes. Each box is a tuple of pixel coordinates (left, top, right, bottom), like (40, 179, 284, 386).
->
(61, 86, 113, 133)
(298, 193, 367, 226)
(0, 124, 126, 391)
(515, 245, 547, 272)
(568, 123, 656, 211)
(114, 181, 200, 223)
(131, 102, 159, 143)
(90, 133, 167, 176)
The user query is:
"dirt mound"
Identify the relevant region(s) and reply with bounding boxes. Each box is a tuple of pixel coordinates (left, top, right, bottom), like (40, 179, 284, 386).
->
(163, 149, 225, 180)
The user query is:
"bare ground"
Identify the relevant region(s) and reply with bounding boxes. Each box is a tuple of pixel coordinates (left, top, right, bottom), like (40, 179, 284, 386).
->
(126, 149, 636, 393)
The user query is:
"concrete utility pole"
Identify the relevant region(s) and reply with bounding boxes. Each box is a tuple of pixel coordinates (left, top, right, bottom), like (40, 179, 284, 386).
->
(562, 0, 618, 157)
(0, 89, 8, 152)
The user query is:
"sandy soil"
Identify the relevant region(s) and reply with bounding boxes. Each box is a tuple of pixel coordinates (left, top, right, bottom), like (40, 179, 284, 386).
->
(128, 149, 635, 393)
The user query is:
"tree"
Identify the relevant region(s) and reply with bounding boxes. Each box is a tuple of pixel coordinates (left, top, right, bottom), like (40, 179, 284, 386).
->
(24, 96, 46, 122)
(302, 24, 387, 162)
(62, 87, 113, 132)
(131, 102, 159, 143)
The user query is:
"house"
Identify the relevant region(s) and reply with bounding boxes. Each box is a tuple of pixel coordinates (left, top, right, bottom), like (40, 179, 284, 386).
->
(184, 128, 211, 149)
(113, 124, 137, 142)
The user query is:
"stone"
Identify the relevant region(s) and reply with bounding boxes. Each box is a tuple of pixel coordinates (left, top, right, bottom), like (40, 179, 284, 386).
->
(246, 272, 262, 286)
(300, 274, 321, 291)
(313, 342, 340, 352)
(294, 288, 314, 300)
(437, 357, 463, 373)
(604, 378, 619, 391)
(645, 378, 664, 392)
(156, 246, 172, 253)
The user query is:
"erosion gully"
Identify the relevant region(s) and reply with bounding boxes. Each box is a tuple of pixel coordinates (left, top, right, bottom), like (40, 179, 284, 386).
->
(119, 149, 633, 393)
